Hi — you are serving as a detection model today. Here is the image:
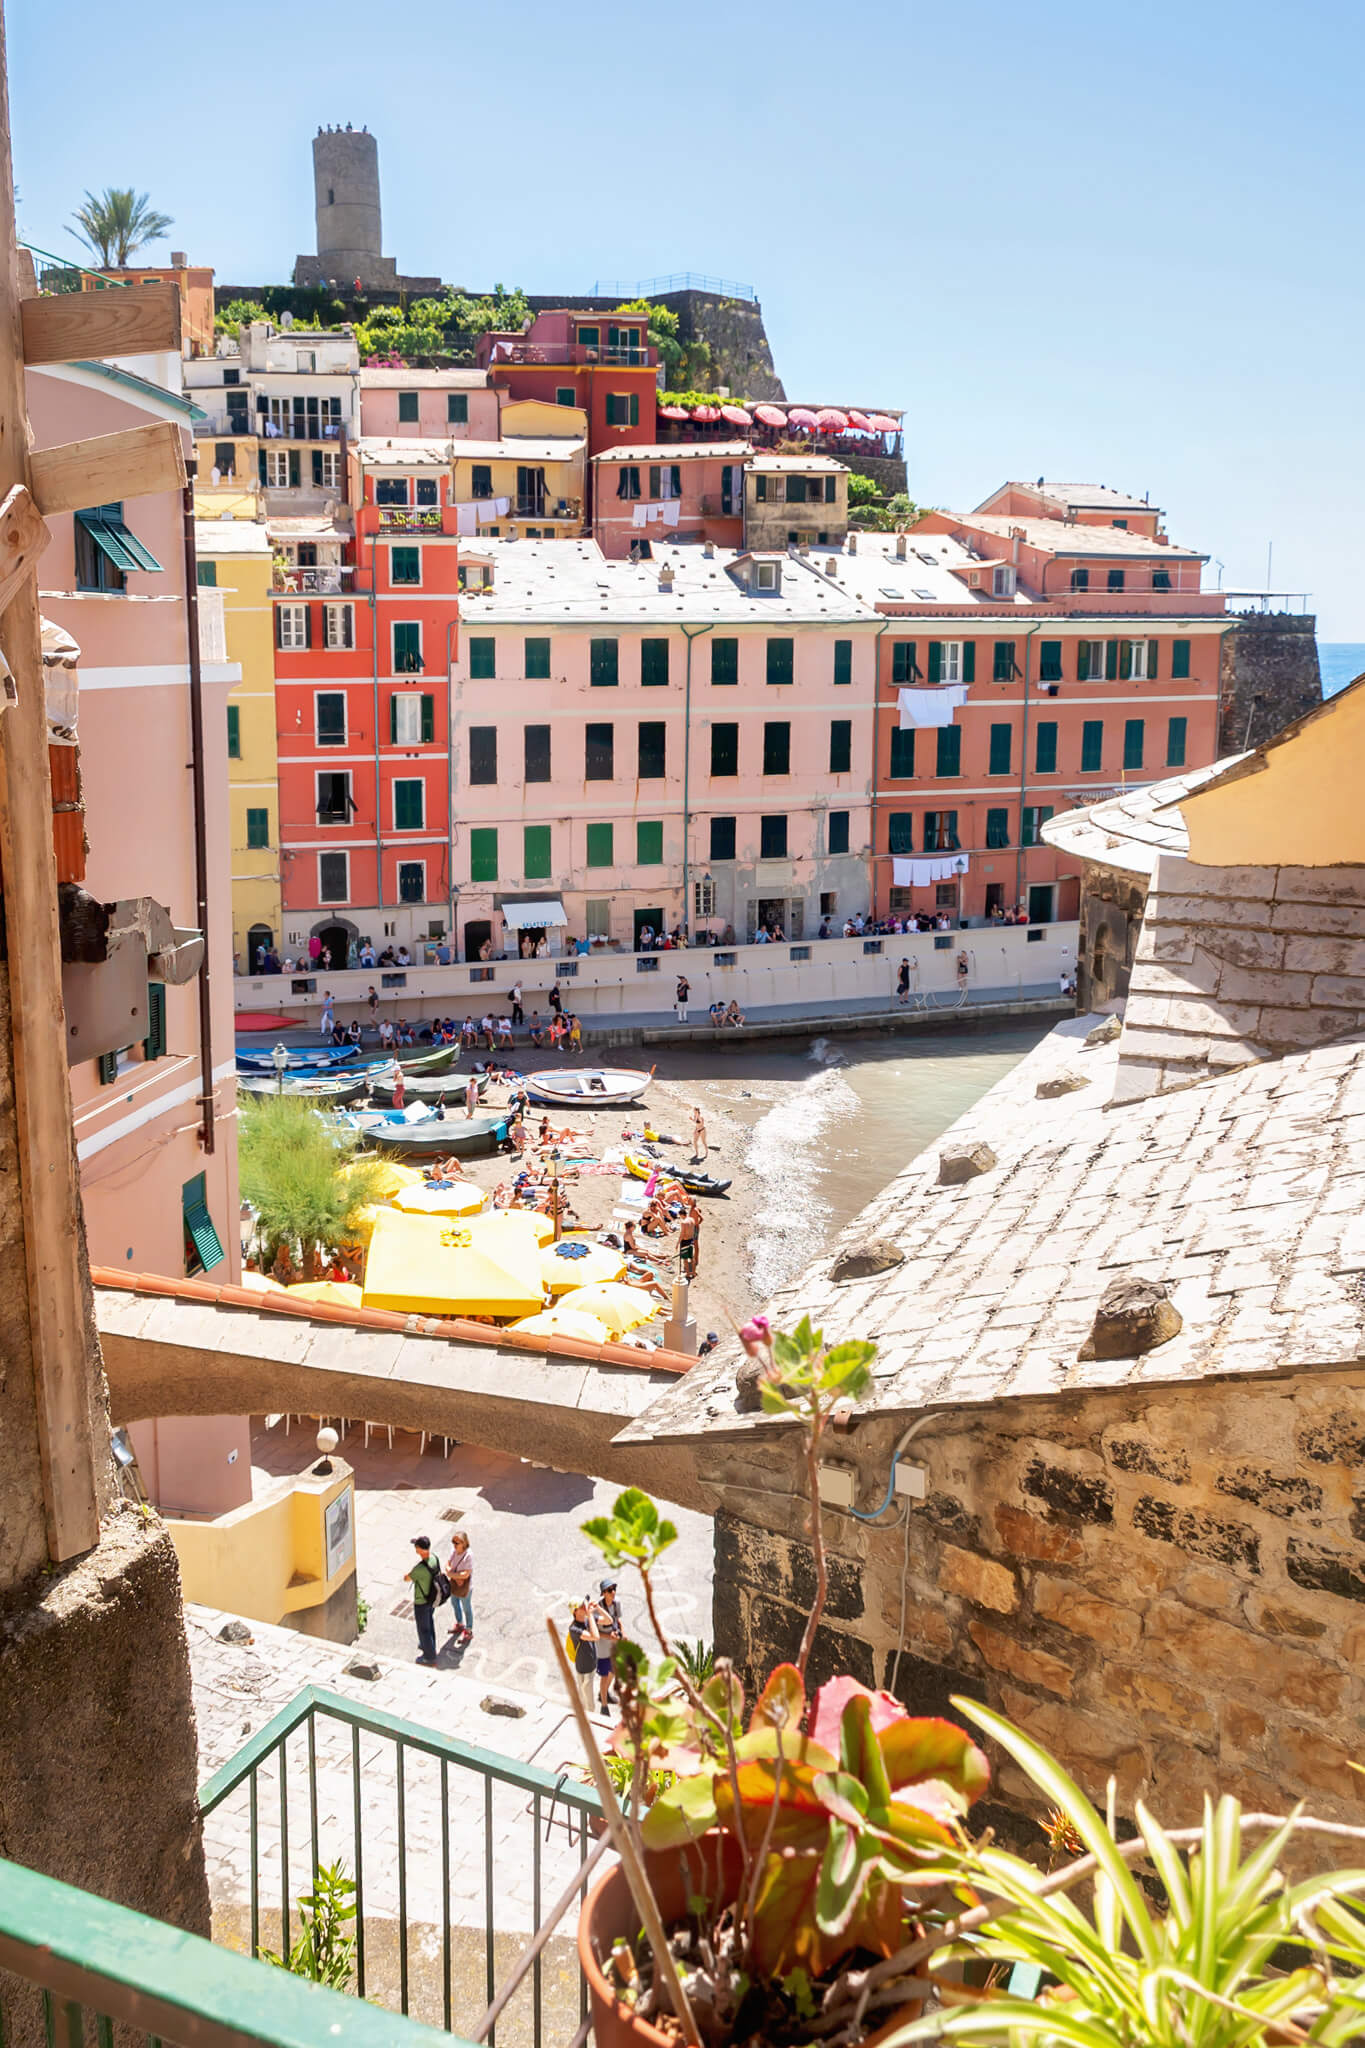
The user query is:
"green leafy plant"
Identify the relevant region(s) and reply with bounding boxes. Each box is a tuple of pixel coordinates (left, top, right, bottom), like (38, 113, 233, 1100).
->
(238, 1093, 386, 1277)
(355, 1597, 370, 1634)
(67, 186, 173, 267)
(675, 1638, 717, 1687)
(262, 1862, 357, 1991)
(215, 297, 270, 337)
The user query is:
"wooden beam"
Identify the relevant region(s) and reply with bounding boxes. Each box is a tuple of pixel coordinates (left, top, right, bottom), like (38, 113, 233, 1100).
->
(20, 280, 181, 366)
(30, 420, 186, 517)
(0, 8, 102, 1558)
(0, 481, 48, 617)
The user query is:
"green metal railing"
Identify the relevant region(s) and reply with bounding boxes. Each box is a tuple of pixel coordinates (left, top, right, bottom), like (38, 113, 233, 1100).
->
(0, 1853, 458, 2048)
(198, 1685, 604, 2048)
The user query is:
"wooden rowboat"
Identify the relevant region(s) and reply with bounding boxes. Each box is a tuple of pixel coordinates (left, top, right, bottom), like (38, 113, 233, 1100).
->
(525, 1067, 652, 1109)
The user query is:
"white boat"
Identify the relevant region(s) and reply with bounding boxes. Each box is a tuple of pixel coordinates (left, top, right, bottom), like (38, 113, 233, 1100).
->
(526, 1067, 652, 1109)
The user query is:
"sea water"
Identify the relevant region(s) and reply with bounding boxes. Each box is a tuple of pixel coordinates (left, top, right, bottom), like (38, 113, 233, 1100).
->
(1319, 644, 1365, 698)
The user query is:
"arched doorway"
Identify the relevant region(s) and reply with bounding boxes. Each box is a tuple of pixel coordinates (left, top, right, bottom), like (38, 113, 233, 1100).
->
(312, 917, 357, 970)
(246, 924, 273, 972)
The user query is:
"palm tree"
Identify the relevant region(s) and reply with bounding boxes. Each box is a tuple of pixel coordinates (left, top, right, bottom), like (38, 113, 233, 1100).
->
(67, 187, 174, 269)
(238, 1094, 386, 1280)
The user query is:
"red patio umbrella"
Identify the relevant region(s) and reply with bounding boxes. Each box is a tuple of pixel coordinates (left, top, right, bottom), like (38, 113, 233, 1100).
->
(691, 404, 721, 422)
(814, 407, 848, 431)
(846, 409, 873, 430)
(659, 404, 688, 420)
(869, 414, 899, 434)
(786, 407, 817, 430)
(720, 403, 752, 426)
(753, 404, 787, 428)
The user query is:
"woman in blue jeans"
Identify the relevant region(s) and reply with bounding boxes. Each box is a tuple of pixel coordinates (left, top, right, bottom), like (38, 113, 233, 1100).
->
(446, 1529, 474, 1644)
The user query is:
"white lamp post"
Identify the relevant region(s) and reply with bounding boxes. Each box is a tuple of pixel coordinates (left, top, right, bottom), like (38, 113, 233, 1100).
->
(271, 1042, 289, 1094)
(954, 856, 968, 927)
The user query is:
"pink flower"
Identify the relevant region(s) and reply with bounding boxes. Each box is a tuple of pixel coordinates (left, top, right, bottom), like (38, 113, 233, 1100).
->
(738, 1314, 771, 1357)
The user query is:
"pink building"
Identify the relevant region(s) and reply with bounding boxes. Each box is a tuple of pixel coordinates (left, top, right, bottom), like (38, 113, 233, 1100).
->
(591, 443, 748, 558)
(359, 366, 499, 440)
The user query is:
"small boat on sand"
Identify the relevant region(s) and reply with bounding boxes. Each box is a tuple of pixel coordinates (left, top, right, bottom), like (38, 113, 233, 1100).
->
(624, 1150, 731, 1197)
(526, 1067, 651, 1109)
(334, 1106, 507, 1157)
(237, 1071, 370, 1104)
(367, 1070, 489, 1107)
(236, 1043, 359, 1072)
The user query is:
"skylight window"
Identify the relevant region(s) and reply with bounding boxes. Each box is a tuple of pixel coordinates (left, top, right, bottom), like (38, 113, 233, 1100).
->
(912, 587, 936, 600)
(878, 586, 904, 599)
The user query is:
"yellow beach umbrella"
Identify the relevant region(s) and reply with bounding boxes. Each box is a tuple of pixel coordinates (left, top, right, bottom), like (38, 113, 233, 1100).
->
(287, 1280, 364, 1308)
(242, 1270, 285, 1293)
(362, 1209, 545, 1320)
(556, 1281, 662, 1336)
(393, 1181, 485, 1217)
(511, 1306, 612, 1344)
(540, 1235, 627, 1294)
(343, 1158, 423, 1201)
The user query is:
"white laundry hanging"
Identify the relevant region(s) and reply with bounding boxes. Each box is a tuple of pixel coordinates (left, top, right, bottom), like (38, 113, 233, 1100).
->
(455, 503, 478, 536)
(660, 500, 680, 526)
(494, 497, 510, 517)
(898, 685, 969, 729)
(892, 856, 968, 887)
(632, 504, 648, 527)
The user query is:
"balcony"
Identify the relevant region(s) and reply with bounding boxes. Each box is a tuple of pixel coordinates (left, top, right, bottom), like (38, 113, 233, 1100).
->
(259, 418, 348, 443)
(193, 411, 254, 439)
(377, 507, 445, 534)
(486, 340, 655, 368)
(273, 566, 353, 595)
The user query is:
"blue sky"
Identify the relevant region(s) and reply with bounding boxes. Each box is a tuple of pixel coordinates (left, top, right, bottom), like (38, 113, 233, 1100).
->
(13, 0, 1363, 635)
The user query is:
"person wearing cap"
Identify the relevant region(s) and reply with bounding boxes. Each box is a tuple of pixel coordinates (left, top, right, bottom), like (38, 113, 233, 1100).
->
(591, 1578, 623, 1711)
(698, 1331, 719, 1357)
(568, 1600, 609, 1712)
(405, 1536, 441, 1665)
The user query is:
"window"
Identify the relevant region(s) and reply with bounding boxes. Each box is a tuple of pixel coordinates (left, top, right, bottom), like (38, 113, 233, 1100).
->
(755, 561, 780, 591)
(394, 778, 425, 829)
(616, 466, 642, 501)
(1022, 806, 1054, 846)
(710, 722, 738, 776)
(1039, 641, 1063, 683)
(393, 622, 422, 673)
(828, 809, 849, 855)
(226, 704, 241, 758)
(891, 642, 920, 684)
(312, 449, 341, 490)
(319, 851, 348, 902)
(276, 604, 309, 650)
(648, 464, 682, 501)
(1124, 718, 1145, 769)
(636, 820, 663, 865)
(375, 476, 409, 506)
(888, 812, 913, 854)
(985, 807, 1010, 849)
(1152, 568, 1171, 591)
(316, 771, 352, 823)
(468, 727, 497, 785)
(578, 325, 600, 347)
(759, 814, 788, 859)
(1166, 716, 1188, 767)
(1109, 638, 1157, 680)
(525, 636, 551, 678)
(829, 719, 852, 774)
(824, 475, 838, 504)
(763, 721, 791, 775)
(638, 721, 666, 778)
(469, 827, 498, 882)
(183, 1173, 225, 1277)
(586, 821, 614, 867)
(766, 638, 794, 686)
(927, 640, 973, 684)
(524, 724, 551, 782)
(924, 810, 959, 851)
(591, 638, 619, 687)
(988, 723, 1012, 775)
(143, 981, 166, 1061)
(585, 899, 610, 937)
(754, 474, 768, 502)
(889, 728, 915, 778)
(397, 862, 424, 903)
(1077, 640, 1105, 680)
(605, 392, 640, 427)
(833, 639, 852, 687)
(586, 722, 614, 779)
(397, 392, 419, 423)
(323, 602, 354, 650)
(448, 393, 469, 425)
(935, 726, 961, 777)
(1172, 638, 1191, 679)
(641, 638, 670, 687)
(468, 636, 495, 679)
(1035, 721, 1058, 773)
(197, 560, 217, 588)
(710, 637, 738, 685)
(315, 692, 346, 746)
(524, 825, 552, 879)
(391, 546, 421, 585)
(785, 474, 809, 503)
(1070, 567, 1089, 592)
(992, 641, 1016, 682)
(470, 464, 493, 499)
(992, 566, 1016, 597)
(391, 692, 434, 744)
(1081, 720, 1103, 772)
(710, 816, 736, 861)
(556, 387, 575, 407)
(1107, 568, 1126, 592)
(246, 807, 269, 849)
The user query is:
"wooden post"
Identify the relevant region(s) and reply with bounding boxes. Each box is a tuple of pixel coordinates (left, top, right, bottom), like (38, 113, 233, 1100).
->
(0, 3, 100, 1558)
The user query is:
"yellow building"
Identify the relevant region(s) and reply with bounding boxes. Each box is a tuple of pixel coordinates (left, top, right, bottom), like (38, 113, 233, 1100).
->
(194, 520, 280, 969)
(451, 402, 586, 536)
(1177, 674, 1365, 868)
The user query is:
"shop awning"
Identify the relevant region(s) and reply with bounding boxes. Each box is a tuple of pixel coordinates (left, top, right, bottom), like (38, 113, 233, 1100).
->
(75, 505, 163, 574)
(501, 898, 568, 928)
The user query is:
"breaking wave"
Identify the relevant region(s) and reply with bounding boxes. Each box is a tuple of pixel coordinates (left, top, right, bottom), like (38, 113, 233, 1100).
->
(743, 1066, 859, 1300)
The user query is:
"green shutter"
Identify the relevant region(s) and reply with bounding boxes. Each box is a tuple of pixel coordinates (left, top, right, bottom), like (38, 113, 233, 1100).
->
(525, 636, 551, 678)
(246, 807, 269, 848)
(988, 723, 1012, 775)
(935, 725, 961, 777)
(395, 781, 423, 829)
(641, 638, 669, 686)
(468, 636, 495, 679)
(1039, 640, 1063, 682)
(1172, 638, 1191, 679)
(1119, 640, 1134, 681)
(629, 393, 640, 427)
(829, 719, 851, 774)
(143, 982, 167, 1060)
(591, 638, 619, 686)
(184, 1194, 225, 1274)
(636, 820, 663, 865)
(888, 812, 913, 854)
(312, 449, 323, 486)
(766, 639, 793, 685)
(585, 821, 614, 867)
(1124, 719, 1144, 770)
(1077, 641, 1090, 682)
(711, 638, 738, 684)
(1105, 640, 1119, 680)
(226, 704, 240, 758)
(1035, 722, 1058, 773)
(891, 642, 915, 684)
(962, 642, 975, 683)
(992, 641, 1013, 682)
(420, 694, 435, 743)
(1148, 639, 1159, 680)
(927, 641, 942, 684)
(889, 728, 915, 778)
(1166, 716, 1187, 767)
(469, 827, 498, 881)
(97, 1050, 118, 1084)
(257, 449, 267, 485)
(1081, 720, 1103, 771)
(389, 695, 398, 744)
(197, 560, 217, 587)
(833, 639, 852, 686)
(524, 824, 551, 879)
(288, 449, 300, 487)
(985, 808, 1009, 849)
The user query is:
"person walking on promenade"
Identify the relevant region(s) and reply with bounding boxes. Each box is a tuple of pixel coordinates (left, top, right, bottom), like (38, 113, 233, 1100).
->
(592, 1578, 623, 1711)
(896, 958, 910, 1007)
(319, 991, 334, 1038)
(675, 973, 690, 1023)
(548, 981, 563, 1022)
(568, 1600, 607, 1711)
(691, 1105, 707, 1161)
(446, 1529, 474, 1644)
(405, 1536, 442, 1665)
(465, 1073, 480, 1121)
(568, 1014, 583, 1056)
(510, 980, 524, 1026)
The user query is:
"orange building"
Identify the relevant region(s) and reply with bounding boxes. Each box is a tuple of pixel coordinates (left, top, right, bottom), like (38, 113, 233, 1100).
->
(476, 308, 657, 514)
(51, 252, 216, 357)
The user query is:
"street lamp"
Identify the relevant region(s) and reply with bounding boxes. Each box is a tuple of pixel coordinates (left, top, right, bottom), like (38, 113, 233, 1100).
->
(272, 1042, 290, 1094)
(954, 856, 968, 928)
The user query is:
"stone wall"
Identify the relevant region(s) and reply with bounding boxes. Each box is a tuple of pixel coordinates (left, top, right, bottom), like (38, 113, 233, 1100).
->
(654, 289, 786, 403)
(1076, 860, 1147, 1014)
(1221, 615, 1322, 754)
(706, 1365, 1365, 1860)
(842, 450, 911, 499)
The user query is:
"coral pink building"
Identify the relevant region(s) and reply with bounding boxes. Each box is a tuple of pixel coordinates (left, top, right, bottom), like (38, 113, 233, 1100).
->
(591, 443, 748, 557)
(359, 366, 499, 441)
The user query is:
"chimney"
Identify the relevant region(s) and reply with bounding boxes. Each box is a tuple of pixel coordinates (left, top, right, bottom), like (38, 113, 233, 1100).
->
(895, 534, 907, 558)
(170, 250, 187, 269)
(825, 558, 839, 575)
(703, 539, 715, 558)
(847, 532, 858, 553)
(659, 563, 675, 590)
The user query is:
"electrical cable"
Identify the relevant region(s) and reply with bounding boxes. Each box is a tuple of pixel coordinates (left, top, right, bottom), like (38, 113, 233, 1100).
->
(846, 1413, 939, 1521)
(887, 1496, 915, 1697)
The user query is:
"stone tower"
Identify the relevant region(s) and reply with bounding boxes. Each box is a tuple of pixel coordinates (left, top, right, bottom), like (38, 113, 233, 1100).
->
(294, 125, 400, 290)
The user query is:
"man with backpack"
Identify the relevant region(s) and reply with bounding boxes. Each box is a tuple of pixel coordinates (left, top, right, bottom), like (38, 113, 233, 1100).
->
(405, 1535, 446, 1665)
